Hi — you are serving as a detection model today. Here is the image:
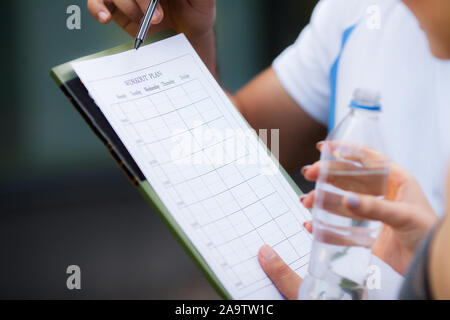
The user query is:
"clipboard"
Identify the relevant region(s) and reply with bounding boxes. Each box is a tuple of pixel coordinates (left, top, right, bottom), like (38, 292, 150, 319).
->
(50, 30, 304, 300)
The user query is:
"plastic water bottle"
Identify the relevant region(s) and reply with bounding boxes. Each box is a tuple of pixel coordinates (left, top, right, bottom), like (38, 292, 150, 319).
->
(298, 89, 390, 300)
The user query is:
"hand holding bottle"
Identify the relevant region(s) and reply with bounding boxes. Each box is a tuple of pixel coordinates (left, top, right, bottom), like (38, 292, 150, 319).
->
(301, 142, 438, 275)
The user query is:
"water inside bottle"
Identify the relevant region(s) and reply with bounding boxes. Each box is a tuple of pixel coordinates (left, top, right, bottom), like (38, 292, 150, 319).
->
(310, 167, 389, 291)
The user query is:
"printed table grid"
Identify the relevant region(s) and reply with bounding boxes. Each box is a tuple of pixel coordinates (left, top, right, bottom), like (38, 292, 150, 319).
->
(112, 73, 309, 297)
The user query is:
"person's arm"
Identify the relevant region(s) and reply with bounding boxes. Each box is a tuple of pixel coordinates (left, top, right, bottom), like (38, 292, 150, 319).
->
(232, 68, 327, 172)
(429, 170, 450, 299)
(87, 0, 327, 172)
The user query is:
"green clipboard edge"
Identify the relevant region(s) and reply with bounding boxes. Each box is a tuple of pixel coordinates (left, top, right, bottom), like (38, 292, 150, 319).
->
(50, 30, 304, 300)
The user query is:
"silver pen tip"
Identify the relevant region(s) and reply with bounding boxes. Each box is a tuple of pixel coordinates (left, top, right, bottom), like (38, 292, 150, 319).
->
(134, 39, 143, 50)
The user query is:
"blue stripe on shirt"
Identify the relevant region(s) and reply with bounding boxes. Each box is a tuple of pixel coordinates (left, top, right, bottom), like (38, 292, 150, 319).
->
(327, 24, 358, 132)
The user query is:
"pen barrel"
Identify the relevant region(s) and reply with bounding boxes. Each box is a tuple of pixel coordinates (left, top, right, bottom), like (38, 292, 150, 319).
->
(137, 0, 159, 40)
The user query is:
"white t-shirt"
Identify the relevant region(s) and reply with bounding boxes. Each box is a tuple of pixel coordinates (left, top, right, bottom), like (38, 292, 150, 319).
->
(273, 0, 450, 299)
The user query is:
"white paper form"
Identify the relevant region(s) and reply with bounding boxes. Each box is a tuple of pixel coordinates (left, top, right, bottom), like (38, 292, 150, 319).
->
(72, 34, 312, 299)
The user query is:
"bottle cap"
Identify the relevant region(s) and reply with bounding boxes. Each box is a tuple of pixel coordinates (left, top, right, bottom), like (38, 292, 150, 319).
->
(350, 89, 381, 111)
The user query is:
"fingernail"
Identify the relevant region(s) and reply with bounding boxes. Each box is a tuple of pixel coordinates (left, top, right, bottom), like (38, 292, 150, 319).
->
(152, 7, 162, 21)
(345, 193, 360, 209)
(337, 146, 353, 158)
(303, 221, 312, 232)
(316, 141, 325, 150)
(260, 245, 276, 260)
(300, 195, 306, 204)
(98, 11, 109, 23)
(301, 165, 311, 176)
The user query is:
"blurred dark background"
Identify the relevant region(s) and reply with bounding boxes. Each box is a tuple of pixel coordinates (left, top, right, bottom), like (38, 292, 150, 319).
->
(0, 0, 317, 299)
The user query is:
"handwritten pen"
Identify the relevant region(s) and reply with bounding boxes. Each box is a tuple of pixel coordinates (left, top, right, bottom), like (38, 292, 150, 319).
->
(134, 0, 160, 50)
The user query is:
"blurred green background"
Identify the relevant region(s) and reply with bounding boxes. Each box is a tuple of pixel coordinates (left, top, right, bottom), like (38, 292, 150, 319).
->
(0, 0, 317, 299)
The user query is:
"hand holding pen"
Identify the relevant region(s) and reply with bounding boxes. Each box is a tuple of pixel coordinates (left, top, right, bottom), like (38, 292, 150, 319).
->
(88, 0, 217, 73)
